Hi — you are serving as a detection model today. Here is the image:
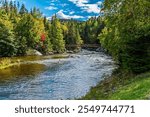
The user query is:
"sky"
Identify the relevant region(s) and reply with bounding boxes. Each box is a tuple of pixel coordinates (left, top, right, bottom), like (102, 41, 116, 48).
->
(8, 0, 104, 21)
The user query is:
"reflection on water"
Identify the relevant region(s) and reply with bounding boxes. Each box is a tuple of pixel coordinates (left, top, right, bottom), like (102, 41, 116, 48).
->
(0, 64, 46, 84)
(0, 50, 116, 100)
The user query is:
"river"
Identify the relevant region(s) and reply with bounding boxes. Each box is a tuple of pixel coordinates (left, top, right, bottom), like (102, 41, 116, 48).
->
(0, 49, 115, 100)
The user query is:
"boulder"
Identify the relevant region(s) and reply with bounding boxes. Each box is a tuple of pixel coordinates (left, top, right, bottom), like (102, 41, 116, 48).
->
(26, 49, 42, 56)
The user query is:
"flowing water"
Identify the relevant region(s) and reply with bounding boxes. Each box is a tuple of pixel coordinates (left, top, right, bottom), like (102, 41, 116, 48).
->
(0, 50, 116, 100)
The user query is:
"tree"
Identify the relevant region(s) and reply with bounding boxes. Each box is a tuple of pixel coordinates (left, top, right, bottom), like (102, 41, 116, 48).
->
(99, 0, 150, 73)
(50, 17, 65, 53)
(31, 7, 42, 18)
(80, 17, 104, 44)
(0, 18, 16, 57)
(19, 4, 28, 15)
(3, 0, 9, 14)
(65, 22, 83, 50)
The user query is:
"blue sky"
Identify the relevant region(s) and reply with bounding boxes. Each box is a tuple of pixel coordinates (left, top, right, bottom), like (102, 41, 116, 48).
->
(10, 0, 103, 20)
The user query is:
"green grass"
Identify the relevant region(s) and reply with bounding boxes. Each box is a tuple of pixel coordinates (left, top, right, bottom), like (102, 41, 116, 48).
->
(109, 75, 150, 99)
(82, 71, 150, 100)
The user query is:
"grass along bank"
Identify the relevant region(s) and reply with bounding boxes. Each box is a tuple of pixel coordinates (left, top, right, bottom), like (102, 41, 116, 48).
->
(82, 71, 150, 100)
(0, 54, 69, 70)
(0, 58, 20, 70)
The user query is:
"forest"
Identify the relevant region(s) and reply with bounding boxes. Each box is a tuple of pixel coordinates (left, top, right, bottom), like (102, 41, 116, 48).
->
(0, 0, 150, 99)
(0, 0, 149, 74)
(0, 0, 84, 56)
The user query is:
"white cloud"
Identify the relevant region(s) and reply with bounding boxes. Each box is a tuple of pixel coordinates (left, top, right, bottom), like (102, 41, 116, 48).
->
(50, 3, 55, 6)
(56, 10, 84, 19)
(47, 16, 52, 20)
(69, 0, 89, 5)
(87, 15, 98, 19)
(82, 4, 100, 13)
(69, 0, 102, 14)
(45, 6, 58, 10)
(69, 11, 75, 15)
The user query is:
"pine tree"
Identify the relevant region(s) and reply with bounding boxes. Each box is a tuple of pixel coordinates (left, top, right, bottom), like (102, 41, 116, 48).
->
(19, 4, 28, 15)
(31, 7, 42, 18)
(65, 22, 83, 50)
(50, 17, 65, 53)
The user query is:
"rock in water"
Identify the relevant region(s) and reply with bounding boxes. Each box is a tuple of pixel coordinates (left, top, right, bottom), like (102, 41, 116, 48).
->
(26, 49, 42, 56)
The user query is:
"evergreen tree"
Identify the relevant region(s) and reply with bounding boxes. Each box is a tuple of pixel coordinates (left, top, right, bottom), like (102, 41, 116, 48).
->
(19, 4, 28, 15)
(4, 0, 9, 14)
(65, 22, 83, 50)
(0, 18, 16, 57)
(50, 17, 65, 53)
(31, 7, 42, 18)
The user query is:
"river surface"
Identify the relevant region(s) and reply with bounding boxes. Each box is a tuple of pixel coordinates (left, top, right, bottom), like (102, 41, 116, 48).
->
(0, 50, 115, 100)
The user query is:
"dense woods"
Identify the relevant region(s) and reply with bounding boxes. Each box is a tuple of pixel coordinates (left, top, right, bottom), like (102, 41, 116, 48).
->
(99, 0, 150, 73)
(0, 0, 150, 74)
(0, 0, 83, 56)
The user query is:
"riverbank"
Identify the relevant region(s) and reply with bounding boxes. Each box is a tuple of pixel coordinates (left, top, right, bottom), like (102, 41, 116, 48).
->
(82, 70, 150, 100)
(0, 58, 20, 70)
(0, 54, 70, 70)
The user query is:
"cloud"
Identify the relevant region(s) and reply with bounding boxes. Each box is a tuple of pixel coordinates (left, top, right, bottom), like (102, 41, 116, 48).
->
(46, 16, 52, 20)
(69, 0, 102, 14)
(56, 10, 84, 19)
(87, 15, 98, 19)
(45, 6, 58, 10)
(50, 3, 55, 6)
(69, 11, 75, 15)
(82, 4, 100, 14)
(69, 0, 89, 5)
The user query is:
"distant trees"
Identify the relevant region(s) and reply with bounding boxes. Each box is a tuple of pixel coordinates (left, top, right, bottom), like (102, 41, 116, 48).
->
(64, 21, 83, 50)
(80, 17, 104, 44)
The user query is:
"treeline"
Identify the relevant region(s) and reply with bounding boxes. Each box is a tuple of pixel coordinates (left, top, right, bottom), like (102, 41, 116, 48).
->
(98, 0, 150, 73)
(1, 0, 150, 74)
(0, 0, 83, 56)
(79, 16, 105, 44)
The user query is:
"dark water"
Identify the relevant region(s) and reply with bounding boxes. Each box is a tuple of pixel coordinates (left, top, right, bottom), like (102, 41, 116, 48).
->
(0, 50, 115, 100)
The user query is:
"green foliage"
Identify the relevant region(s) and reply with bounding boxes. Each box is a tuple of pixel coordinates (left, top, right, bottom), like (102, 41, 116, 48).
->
(30, 7, 42, 18)
(80, 17, 104, 44)
(64, 21, 83, 50)
(19, 4, 28, 15)
(110, 75, 150, 100)
(99, 0, 150, 73)
(50, 17, 65, 53)
(0, 1, 85, 56)
(0, 1, 54, 56)
(82, 72, 150, 100)
(0, 18, 16, 57)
